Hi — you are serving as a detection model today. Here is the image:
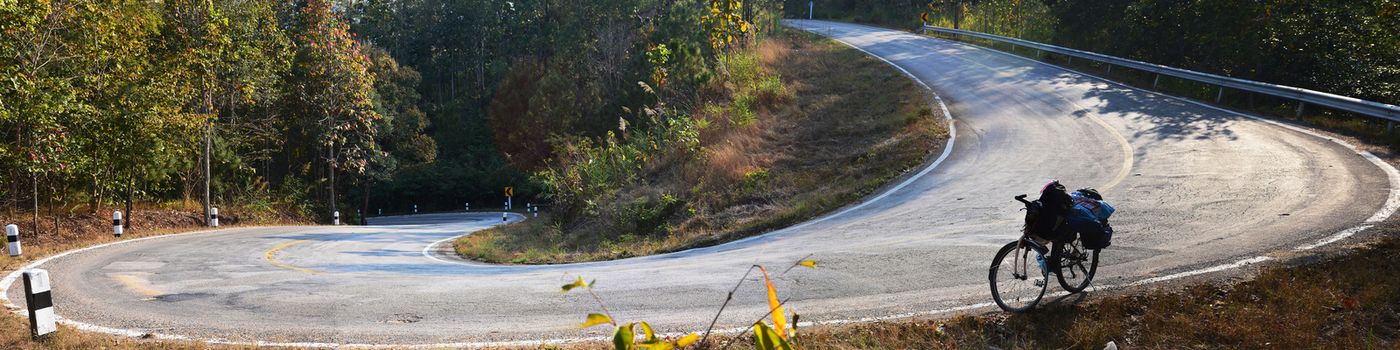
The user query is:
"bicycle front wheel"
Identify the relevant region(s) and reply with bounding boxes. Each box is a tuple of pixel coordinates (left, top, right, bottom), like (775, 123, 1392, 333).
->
(1054, 240, 1100, 293)
(989, 240, 1048, 312)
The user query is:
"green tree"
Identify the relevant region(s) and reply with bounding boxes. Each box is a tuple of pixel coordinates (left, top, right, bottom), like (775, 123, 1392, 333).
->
(286, 0, 383, 219)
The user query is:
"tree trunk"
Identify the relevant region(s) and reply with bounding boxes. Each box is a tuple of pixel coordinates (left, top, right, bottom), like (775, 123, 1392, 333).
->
(124, 174, 134, 229)
(328, 141, 337, 223)
(30, 171, 38, 239)
(203, 92, 213, 227)
(47, 176, 57, 241)
(362, 181, 371, 225)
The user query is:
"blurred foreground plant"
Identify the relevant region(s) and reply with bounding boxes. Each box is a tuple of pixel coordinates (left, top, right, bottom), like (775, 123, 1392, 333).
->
(564, 255, 818, 350)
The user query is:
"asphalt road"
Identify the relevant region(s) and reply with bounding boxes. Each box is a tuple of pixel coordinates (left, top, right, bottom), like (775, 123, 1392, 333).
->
(5, 20, 1395, 346)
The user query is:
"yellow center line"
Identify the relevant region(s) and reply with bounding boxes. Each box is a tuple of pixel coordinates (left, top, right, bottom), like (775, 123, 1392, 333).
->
(112, 274, 163, 300)
(264, 240, 319, 274)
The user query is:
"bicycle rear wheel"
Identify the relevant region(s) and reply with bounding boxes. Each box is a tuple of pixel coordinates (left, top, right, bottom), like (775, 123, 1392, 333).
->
(989, 240, 1048, 312)
(1054, 239, 1100, 293)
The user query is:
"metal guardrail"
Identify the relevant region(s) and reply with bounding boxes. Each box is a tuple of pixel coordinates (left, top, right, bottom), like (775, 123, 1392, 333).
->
(922, 25, 1400, 122)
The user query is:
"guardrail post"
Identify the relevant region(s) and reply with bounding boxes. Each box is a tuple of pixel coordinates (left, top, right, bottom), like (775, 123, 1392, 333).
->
(23, 269, 56, 339)
(1388, 121, 1395, 136)
(1216, 86, 1225, 103)
(1152, 74, 1161, 90)
(1296, 101, 1306, 118)
(112, 210, 123, 237)
(6, 224, 19, 256)
(1105, 64, 1112, 75)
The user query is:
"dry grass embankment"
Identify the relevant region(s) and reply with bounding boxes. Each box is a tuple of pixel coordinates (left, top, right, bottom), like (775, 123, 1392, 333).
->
(457, 31, 947, 264)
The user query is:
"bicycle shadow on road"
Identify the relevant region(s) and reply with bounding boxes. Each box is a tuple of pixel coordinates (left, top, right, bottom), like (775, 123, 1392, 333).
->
(1040, 291, 1092, 307)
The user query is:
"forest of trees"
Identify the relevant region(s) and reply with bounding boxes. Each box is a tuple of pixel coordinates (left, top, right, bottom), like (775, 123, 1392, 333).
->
(793, 0, 1399, 106)
(3, 0, 1393, 234)
(0, 0, 779, 230)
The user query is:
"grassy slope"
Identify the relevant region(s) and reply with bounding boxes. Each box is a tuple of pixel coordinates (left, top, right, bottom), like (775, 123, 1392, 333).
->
(456, 31, 947, 264)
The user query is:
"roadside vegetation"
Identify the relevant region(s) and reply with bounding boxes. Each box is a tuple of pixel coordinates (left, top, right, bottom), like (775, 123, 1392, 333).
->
(806, 0, 1400, 149)
(456, 30, 946, 264)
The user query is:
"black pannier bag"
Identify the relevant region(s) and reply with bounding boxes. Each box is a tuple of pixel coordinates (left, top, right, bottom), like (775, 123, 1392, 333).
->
(1024, 181, 1075, 243)
(1079, 221, 1113, 249)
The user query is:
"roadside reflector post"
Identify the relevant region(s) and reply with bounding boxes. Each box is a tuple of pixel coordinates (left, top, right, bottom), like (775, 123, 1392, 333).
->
(502, 212, 507, 222)
(378, 208, 382, 216)
(333, 211, 340, 225)
(413, 204, 418, 214)
(6, 224, 19, 257)
(465, 203, 469, 212)
(505, 186, 514, 210)
(1216, 86, 1225, 103)
(209, 207, 219, 227)
(23, 269, 56, 339)
(112, 210, 123, 237)
(1152, 74, 1161, 90)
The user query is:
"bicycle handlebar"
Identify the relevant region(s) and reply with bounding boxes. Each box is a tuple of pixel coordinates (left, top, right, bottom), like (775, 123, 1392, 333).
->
(1014, 194, 1030, 205)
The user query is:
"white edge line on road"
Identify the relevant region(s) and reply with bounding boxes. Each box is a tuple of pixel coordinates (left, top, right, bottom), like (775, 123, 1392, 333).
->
(0, 21, 1395, 349)
(420, 213, 526, 264)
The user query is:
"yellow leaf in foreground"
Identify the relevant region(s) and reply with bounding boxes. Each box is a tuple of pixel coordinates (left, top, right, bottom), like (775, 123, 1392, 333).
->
(798, 260, 817, 268)
(675, 333, 700, 347)
(580, 313, 613, 328)
(758, 266, 788, 339)
(562, 277, 587, 292)
(752, 322, 794, 350)
(639, 321, 657, 341)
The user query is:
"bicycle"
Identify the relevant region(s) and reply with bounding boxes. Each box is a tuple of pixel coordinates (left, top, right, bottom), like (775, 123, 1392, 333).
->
(988, 194, 1101, 312)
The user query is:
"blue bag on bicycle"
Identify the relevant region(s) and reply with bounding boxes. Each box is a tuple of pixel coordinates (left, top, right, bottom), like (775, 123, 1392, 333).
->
(1070, 188, 1114, 249)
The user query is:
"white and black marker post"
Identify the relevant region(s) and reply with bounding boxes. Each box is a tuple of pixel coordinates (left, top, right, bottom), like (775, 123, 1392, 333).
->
(112, 210, 123, 237)
(5, 224, 19, 257)
(23, 269, 56, 339)
(333, 211, 340, 225)
(210, 207, 219, 227)
(413, 204, 418, 214)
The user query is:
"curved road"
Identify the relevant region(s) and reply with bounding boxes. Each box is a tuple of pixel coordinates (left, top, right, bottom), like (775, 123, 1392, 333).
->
(5, 20, 1396, 346)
